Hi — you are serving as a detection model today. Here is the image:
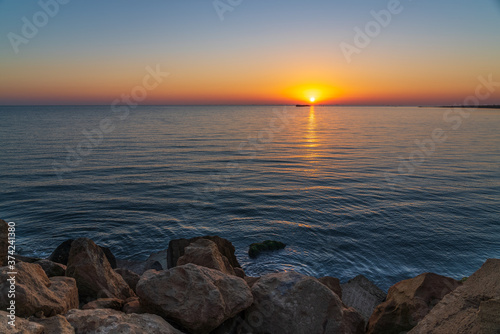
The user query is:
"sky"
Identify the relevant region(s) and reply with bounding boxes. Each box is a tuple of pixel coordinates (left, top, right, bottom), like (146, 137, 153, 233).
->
(0, 0, 499, 105)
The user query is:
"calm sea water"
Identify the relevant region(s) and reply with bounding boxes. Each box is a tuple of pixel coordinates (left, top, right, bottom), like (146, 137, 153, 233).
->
(0, 105, 499, 290)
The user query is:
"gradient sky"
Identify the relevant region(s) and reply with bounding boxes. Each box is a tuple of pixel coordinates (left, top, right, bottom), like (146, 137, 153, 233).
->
(1, 0, 499, 105)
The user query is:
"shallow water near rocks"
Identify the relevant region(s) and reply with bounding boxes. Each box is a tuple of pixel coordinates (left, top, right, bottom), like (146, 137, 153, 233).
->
(1, 105, 499, 290)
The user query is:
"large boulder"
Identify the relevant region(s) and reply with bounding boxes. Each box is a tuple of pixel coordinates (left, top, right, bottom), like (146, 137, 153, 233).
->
(65, 309, 184, 334)
(409, 259, 500, 334)
(177, 239, 235, 275)
(367, 273, 461, 334)
(34, 259, 66, 277)
(0, 219, 8, 266)
(167, 236, 240, 269)
(242, 271, 364, 334)
(32, 315, 75, 334)
(319, 276, 343, 299)
(0, 262, 78, 317)
(65, 238, 135, 302)
(0, 310, 44, 334)
(49, 239, 117, 268)
(341, 274, 386, 321)
(136, 263, 252, 333)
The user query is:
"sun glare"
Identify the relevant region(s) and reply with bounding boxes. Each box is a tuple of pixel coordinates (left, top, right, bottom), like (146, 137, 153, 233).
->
(309, 97, 316, 103)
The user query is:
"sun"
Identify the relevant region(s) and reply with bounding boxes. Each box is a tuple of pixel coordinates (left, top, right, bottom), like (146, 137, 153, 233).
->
(309, 97, 316, 103)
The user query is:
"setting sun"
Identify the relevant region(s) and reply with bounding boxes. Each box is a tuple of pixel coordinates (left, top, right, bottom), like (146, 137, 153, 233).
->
(309, 97, 316, 103)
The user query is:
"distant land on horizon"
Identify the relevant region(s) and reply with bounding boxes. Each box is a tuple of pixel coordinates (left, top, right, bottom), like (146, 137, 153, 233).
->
(1, 104, 499, 108)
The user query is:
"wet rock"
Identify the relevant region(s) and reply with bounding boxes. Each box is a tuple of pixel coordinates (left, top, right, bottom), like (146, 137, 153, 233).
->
(248, 240, 286, 258)
(0, 262, 78, 317)
(341, 274, 386, 321)
(367, 273, 461, 334)
(65, 238, 135, 302)
(136, 263, 252, 334)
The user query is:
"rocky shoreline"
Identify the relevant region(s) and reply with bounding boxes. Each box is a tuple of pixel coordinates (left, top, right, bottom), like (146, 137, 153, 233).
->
(1, 219, 499, 334)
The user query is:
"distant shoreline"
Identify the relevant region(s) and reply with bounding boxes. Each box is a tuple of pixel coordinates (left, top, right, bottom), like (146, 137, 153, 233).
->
(425, 105, 500, 109)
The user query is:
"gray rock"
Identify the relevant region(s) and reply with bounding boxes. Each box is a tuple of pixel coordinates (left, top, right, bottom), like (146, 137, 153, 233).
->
(34, 259, 67, 277)
(341, 274, 386, 321)
(65, 309, 184, 334)
(242, 271, 362, 334)
(32, 315, 75, 334)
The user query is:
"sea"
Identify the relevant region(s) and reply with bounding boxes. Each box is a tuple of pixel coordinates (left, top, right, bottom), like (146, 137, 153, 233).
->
(0, 105, 499, 290)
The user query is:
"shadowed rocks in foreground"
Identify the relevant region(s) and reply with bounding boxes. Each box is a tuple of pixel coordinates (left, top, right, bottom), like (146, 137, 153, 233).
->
(1, 227, 498, 334)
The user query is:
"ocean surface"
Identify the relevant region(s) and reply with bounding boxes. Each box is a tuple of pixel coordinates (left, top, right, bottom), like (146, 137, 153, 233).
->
(0, 105, 499, 290)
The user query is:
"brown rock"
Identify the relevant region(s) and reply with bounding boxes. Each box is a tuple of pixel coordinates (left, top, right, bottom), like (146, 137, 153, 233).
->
(367, 273, 461, 334)
(123, 297, 147, 314)
(65, 309, 184, 334)
(0, 310, 44, 334)
(319, 276, 343, 299)
(244, 276, 260, 288)
(115, 268, 141, 292)
(0, 262, 78, 317)
(49, 239, 117, 268)
(167, 236, 240, 269)
(177, 239, 235, 275)
(343, 307, 367, 334)
(34, 259, 67, 277)
(0, 219, 8, 266)
(136, 263, 252, 334)
(65, 238, 135, 302)
(409, 259, 500, 334)
(82, 297, 125, 311)
(341, 274, 386, 321)
(243, 271, 352, 334)
(32, 315, 75, 334)
(234, 267, 245, 278)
